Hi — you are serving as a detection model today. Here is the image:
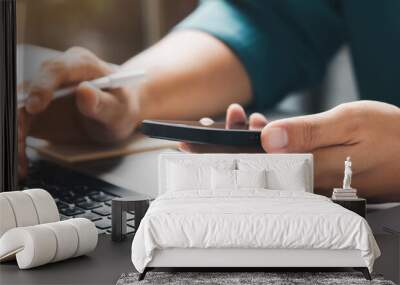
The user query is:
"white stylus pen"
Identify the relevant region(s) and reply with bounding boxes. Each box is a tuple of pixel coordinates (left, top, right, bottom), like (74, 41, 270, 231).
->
(17, 70, 146, 108)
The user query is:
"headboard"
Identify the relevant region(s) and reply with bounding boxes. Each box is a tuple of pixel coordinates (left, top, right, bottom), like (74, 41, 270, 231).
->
(158, 153, 314, 195)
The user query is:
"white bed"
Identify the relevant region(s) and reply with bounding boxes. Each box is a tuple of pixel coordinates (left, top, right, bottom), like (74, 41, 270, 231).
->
(131, 154, 380, 280)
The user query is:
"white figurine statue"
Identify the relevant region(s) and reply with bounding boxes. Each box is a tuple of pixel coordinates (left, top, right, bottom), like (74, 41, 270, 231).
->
(332, 156, 357, 199)
(343, 156, 352, 190)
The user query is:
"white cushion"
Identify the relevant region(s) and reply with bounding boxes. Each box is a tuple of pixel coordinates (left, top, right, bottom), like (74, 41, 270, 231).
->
(166, 159, 235, 192)
(23, 189, 59, 224)
(0, 189, 60, 238)
(238, 159, 309, 191)
(236, 169, 267, 189)
(167, 162, 211, 191)
(65, 218, 98, 257)
(211, 169, 236, 190)
(159, 154, 313, 194)
(1, 191, 39, 227)
(42, 222, 79, 262)
(0, 218, 97, 269)
(0, 196, 17, 238)
(267, 166, 307, 192)
(211, 169, 268, 191)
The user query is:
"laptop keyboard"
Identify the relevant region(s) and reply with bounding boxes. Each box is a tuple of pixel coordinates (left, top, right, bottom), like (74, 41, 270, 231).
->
(23, 160, 136, 235)
(53, 187, 118, 235)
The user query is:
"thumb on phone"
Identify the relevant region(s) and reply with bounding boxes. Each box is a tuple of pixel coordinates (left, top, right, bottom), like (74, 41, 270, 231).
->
(260, 109, 354, 153)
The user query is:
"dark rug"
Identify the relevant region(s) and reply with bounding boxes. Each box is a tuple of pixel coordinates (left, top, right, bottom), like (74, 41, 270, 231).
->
(117, 272, 395, 285)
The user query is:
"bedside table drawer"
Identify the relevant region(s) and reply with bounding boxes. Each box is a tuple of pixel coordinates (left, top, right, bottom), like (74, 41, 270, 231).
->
(332, 198, 366, 218)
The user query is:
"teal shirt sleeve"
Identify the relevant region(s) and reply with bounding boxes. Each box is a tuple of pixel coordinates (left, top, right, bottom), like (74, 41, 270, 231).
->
(176, 0, 345, 111)
(340, 0, 400, 107)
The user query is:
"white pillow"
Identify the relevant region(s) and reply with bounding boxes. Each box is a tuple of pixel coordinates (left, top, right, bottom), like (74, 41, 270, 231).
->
(211, 169, 268, 191)
(167, 162, 210, 191)
(236, 169, 267, 189)
(267, 167, 307, 192)
(166, 159, 236, 192)
(238, 159, 308, 191)
(211, 168, 236, 190)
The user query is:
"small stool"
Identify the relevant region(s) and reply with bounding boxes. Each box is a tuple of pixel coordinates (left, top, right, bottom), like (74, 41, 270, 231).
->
(332, 198, 366, 218)
(111, 196, 150, 242)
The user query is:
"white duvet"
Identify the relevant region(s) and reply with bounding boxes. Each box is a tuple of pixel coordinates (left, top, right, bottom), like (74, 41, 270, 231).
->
(131, 190, 380, 273)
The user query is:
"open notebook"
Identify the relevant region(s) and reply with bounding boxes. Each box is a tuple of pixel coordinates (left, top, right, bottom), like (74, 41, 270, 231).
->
(26, 135, 178, 163)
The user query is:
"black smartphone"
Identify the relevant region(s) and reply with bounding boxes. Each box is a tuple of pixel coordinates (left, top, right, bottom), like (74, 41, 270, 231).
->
(139, 119, 261, 147)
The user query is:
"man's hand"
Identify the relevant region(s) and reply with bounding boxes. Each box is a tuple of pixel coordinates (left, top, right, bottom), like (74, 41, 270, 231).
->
(181, 101, 400, 202)
(26, 47, 141, 142)
(179, 103, 268, 153)
(19, 47, 142, 177)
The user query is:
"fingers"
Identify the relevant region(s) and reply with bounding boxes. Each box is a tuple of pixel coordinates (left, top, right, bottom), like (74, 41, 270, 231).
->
(25, 60, 66, 114)
(260, 108, 358, 153)
(26, 47, 112, 114)
(225, 103, 268, 130)
(249, 112, 268, 130)
(180, 103, 267, 153)
(75, 82, 121, 126)
(225, 103, 247, 128)
(75, 82, 137, 142)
